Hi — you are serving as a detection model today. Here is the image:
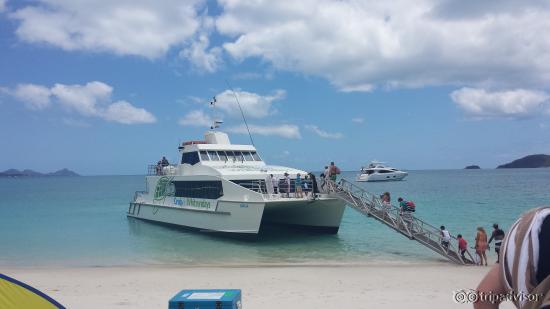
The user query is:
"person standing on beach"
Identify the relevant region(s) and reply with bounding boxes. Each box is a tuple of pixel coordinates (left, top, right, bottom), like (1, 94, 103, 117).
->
(270, 174, 278, 195)
(440, 226, 451, 251)
(488, 223, 505, 264)
(475, 227, 488, 266)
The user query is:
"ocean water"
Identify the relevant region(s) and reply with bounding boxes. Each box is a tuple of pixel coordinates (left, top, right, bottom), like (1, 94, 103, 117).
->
(1, 169, 549, 267)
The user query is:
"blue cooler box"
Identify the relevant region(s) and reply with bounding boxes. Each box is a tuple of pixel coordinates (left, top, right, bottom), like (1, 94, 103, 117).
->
(169, 289, 242, 309)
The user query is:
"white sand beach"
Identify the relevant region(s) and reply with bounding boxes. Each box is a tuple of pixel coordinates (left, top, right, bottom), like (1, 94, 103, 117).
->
(5, 263, 517, 309)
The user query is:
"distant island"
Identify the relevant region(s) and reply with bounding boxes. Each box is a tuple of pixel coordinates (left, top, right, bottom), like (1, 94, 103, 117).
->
(0, 168, 80, 177)
(497, 154, 550, 169)
(464, 165, 481, 169)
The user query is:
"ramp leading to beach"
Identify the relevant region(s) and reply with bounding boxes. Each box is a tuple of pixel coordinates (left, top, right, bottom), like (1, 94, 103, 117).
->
(325, 179, 475, 265)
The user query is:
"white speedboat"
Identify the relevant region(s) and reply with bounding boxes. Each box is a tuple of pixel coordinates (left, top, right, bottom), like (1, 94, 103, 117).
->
(356, 161, 408, 182)
(128, 130, 346, 235)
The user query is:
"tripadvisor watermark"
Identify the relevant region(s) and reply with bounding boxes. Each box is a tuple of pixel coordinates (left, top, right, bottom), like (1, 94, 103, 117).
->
(453, 289, 543, 304)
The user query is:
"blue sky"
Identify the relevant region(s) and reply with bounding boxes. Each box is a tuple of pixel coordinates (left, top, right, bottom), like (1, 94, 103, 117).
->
(1, 0, 549, 175)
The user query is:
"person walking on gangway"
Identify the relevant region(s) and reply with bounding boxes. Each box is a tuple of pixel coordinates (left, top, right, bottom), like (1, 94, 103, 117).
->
(398, 197, 415, 236)
(440, 226, 451, 251)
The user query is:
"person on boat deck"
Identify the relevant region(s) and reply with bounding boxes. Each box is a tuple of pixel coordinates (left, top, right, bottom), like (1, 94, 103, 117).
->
(161, 156, 169, 167)
(284, 172, 291, 198)
(270, 174, 279, 194)
(156, 160, 162, 175)
(308, 173, 319, 198)
(488, 223, 505, 263)
(320, 166, 329, 190)
(475, 226, 489, 266)
(457, 234, 468, 260)
(303, 175, 310, 197)
(329, 162, 340, 182)
(295, 173, 303, 198)
(440, 226, 451, 251)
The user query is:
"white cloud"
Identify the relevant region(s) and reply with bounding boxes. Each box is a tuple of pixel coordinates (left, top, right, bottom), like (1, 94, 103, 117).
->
(227, 124, 301, 139)
(305, 125, 343, 139)
(451, 87, 550, 118)
(178, 109, 213, 127)
(180, 29, 222, 73)
(51, 81, 112, 116)
(215, 89, 285, 119)
(103, 101, 156, 124)
(10, 1, 203, 59)
(12, 84, 51, 110)
(0, 0, 5, 12)
(7, 81, 156, 124)
(352, 117, 364, 124)
(217, 0, 550, 91)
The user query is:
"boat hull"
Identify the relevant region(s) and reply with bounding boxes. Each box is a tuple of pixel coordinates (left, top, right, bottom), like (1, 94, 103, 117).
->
(261, 198, 346, 234)
(356, 172, 408, 182)
(127, 200, 265, 234)
(128, 197, 346, 235)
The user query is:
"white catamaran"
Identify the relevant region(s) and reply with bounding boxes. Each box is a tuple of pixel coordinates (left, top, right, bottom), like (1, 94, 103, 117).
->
(128, 130, 346, 235)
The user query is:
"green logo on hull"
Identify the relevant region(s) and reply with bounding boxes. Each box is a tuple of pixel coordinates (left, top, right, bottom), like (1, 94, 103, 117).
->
(153, 176, 175, 201)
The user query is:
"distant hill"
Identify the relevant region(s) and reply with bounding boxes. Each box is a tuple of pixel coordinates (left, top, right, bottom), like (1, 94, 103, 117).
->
(465, 165, 481, 169)
(497, 154, 550, 169)
(0, 168, 80, 177)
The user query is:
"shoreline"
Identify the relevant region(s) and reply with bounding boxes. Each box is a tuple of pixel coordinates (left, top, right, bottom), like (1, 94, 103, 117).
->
(3, 263, 516, 309)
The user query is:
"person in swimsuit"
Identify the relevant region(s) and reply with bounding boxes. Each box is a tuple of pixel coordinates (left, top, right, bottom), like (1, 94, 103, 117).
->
(488, 223, 505, 263)
(475, 226, 488, 266)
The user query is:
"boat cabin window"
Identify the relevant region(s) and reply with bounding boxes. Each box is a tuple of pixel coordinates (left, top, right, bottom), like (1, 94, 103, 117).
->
(217, 151, 228, 161)
(251, 151, 261, 161)
(207, 150, 219, 161)
(181, 151, 200, 165)
(172, 180, 223, 199)
(225, 151, 236, 161)
(378, 170, 391, 173)
(234, 151, 244, 162)
(199, 151, 209, 161)
(242, 151, 254, 161)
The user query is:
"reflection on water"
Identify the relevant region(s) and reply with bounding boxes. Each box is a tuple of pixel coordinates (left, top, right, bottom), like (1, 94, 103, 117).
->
(126, 217, 350, 265)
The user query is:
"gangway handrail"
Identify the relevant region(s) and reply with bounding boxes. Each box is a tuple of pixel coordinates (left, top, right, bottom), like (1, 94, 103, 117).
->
(325, 178, 475, 265)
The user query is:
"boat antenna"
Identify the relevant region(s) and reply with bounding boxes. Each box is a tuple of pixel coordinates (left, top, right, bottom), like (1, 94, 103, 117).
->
(209, 96, 222, 130)
(225, 80, 255, 146)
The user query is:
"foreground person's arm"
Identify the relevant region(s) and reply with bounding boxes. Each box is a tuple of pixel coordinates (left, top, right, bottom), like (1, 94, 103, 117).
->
(474, 264, 506, 309)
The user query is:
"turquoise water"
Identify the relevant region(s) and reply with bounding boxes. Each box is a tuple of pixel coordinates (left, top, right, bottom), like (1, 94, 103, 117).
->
(1, 169, 549, 267)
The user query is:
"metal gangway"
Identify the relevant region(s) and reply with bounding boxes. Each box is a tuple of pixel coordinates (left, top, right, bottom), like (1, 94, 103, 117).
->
(325, 179, 475, 265)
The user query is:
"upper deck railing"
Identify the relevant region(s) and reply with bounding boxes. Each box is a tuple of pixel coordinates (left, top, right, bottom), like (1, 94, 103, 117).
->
(147, 164, 178, 176)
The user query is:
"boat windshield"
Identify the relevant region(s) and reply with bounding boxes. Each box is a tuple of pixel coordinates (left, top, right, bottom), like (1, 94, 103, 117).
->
(217, 151, 228, 161)
(208, 150, 219, 161)
(199, 151, 209, 161)
(251, 151, 261, 161)
(242, 151, 254, 161)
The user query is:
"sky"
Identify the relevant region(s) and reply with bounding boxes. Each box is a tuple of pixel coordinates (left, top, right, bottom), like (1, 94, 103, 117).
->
(1, 0, 549, 175)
